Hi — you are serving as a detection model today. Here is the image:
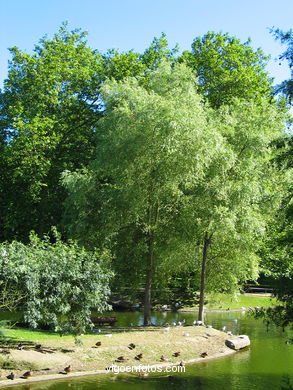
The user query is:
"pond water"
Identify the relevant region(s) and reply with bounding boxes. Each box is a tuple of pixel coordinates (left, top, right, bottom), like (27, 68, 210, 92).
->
(6, 311, 293, 390)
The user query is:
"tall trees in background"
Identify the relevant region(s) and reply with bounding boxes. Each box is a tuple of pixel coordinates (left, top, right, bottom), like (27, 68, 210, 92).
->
(0, 25, 102, 241)
(0, 27, 276, 243)
(255, 28, 293, 328)
(180, 31, 273, 107)
(0, 25, 175, 242)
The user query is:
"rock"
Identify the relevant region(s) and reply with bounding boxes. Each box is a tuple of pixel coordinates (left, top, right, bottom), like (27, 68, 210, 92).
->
(225, 335, 250, 350)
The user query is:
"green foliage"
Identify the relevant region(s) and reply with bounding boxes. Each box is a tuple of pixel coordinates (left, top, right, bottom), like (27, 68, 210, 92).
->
(63, 62, 287, 322)
(0, 230, 113, 334)
(0, 24, 102, 241)
(0, 27, 177, 242)
(63, 62, 214, 322)
(181, 98, 286, 299)
(259, 134, 293, 327)
(180, 31, 273, 107)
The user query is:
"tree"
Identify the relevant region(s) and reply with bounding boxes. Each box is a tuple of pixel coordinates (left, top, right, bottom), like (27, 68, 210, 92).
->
(0, 26, 177, 242)
(259, 134, 292, 328)
(180, 31, 273, 107)
(62, 62, 215, 325)
(0, 230, 112, 334)
(271, 28, 293, 104)
(0, 24, 102, 241)
(178, 99, 287, 321)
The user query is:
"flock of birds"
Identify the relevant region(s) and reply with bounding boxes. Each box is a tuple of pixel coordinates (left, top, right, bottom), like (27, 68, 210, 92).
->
(3, 319, 238, 381)
(2, 343, 72, 381)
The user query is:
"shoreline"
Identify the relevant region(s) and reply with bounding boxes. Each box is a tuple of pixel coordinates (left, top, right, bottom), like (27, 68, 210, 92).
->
(0, 349, 236, 387)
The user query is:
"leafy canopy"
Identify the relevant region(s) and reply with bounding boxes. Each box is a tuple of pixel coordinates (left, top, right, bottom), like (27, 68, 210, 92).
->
(180, 31, 273, 107)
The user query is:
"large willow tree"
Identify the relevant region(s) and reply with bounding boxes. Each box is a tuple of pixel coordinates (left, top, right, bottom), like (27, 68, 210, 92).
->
(63, 62, 286, 324)
(63, 62, 215, 324)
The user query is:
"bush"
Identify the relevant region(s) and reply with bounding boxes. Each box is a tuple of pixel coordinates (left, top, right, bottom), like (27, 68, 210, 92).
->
(0, 231, 113, 334)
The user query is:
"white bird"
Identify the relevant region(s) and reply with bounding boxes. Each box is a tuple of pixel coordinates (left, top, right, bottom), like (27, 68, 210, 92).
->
(222, 326, 227, 331)
(227, 331, 233, 336)
(172, 322, 177, 326)
(178, 321, 183, 326)
(163, 326, 170, 332)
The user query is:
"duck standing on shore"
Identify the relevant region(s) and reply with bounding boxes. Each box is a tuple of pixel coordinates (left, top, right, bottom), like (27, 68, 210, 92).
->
(64, 365, 71, 374)
(22, 370, 32, 379)
(7, 372, 15, 380)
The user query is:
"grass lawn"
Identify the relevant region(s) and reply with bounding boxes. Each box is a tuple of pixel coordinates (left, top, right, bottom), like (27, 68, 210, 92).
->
(183, 293, 277, 311)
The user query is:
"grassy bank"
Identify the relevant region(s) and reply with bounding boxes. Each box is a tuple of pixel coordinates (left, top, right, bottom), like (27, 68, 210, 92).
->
(181, 293, 277, 312)
(0, 325, 233, 385)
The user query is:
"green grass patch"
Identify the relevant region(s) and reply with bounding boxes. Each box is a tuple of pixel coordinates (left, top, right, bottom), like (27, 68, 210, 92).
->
(206, 293, 277, 310)
(184, 293, 277, 311)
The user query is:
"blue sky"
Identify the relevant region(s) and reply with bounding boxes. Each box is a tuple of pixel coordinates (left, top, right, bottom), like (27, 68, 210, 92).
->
(1, 0, 292, 87)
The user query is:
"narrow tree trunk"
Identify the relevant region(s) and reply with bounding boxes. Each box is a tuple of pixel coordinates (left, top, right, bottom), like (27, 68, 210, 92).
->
(198, 234, 210, 322)
(143, 232, 154, 325)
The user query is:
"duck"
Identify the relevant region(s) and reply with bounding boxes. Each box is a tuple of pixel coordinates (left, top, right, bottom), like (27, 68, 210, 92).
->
(128, 343, 136, 350)
(95, 341, 102, 347)
(116, 356, 129, 362)
(35, 344, 42, 350)
(160, 355, 166, 362)
(200, 352, 208, 358)
(64, 365, 71, 374)
(179, 361, 184, 366)
(172, 352, 180, 357)
(135, 353, 143, 360)
(7, 372, 15, 380)
(22, 370, 32, 379)
(17, 343, 23, 350)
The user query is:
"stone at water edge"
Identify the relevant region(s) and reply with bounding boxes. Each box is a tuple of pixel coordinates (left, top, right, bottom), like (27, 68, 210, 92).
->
(225, 335, 250, 350)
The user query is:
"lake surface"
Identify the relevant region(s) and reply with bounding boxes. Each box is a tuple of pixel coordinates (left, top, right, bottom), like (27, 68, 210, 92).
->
(6, 311, 293, 390)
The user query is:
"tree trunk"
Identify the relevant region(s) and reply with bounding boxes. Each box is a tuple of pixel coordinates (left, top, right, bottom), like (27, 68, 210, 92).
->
(143, 232, 154, 326)
(198, 234, 211, 322)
